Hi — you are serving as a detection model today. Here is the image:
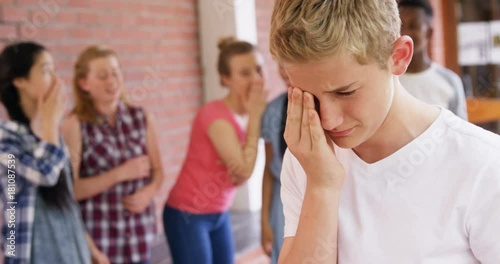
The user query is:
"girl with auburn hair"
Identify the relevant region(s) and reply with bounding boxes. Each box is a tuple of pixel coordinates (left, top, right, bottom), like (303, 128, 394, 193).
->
(163, 37, 267, 264)
(62, 45, 164, 264)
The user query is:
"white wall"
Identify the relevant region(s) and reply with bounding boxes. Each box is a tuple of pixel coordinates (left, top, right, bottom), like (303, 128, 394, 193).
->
(198, 0, 236, 102)
(230, 139, 265, 212)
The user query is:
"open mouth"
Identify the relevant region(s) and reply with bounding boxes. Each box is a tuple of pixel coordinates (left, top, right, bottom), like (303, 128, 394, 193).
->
(106, 87, 119, 95)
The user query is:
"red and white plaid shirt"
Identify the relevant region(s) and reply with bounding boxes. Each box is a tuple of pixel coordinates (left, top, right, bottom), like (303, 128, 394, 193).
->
(78, 101, 156, 263)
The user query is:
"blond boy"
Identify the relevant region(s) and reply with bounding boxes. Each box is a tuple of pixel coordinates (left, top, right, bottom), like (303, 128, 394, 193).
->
(270, 1, 500, 263)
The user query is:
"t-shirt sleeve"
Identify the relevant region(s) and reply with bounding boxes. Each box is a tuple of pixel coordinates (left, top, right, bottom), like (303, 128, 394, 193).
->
(468, 154, 500, 263)
(0, 128, 67, 189)
(450, 74, 468, 120)
(438, 66, 468, 120)
(281, 149, 306, 237)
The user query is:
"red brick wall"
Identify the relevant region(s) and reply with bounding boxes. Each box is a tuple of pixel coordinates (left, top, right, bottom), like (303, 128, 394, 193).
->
(255, 0, 286, 100)
(0, 0, 202, 244)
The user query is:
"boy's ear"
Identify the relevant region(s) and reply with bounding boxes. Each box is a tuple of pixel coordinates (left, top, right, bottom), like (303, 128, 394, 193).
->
(390, 35, 413, 76)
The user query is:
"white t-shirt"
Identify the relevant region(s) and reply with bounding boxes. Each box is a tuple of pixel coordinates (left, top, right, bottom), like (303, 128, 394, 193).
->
(281, 109, 500, 263)
(232, 112, 248, 130)
(400, 63, 468, 120)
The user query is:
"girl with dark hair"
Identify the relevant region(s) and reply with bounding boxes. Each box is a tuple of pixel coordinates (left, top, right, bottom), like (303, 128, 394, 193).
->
(0, 42, 108, 264)
(163, 37, 267, 264)
(260, 63, 290, 264)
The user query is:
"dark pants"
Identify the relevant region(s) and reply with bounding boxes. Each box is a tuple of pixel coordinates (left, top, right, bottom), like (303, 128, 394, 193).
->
(163, 206, 235, 264)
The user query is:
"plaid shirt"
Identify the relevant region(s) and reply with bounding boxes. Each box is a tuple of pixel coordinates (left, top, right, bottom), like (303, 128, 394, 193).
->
(79, 102, 156, 263)
(0, 120, 67, 264)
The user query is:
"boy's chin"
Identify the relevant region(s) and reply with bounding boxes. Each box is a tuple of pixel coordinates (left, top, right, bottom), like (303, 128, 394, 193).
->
(330, 136, 362, 150)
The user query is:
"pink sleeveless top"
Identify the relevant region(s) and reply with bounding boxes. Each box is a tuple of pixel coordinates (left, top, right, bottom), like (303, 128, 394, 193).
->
(167, 100, 246, 214)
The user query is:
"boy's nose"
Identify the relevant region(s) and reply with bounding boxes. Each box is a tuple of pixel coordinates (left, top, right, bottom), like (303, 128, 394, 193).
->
(320, 104, 344, 131)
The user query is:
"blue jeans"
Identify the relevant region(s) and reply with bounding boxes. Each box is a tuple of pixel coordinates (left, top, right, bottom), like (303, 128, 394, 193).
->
(163, 206, 235, 264)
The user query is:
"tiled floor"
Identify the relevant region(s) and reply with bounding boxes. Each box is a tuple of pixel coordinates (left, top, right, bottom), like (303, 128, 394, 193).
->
(151, 210, 269, 264)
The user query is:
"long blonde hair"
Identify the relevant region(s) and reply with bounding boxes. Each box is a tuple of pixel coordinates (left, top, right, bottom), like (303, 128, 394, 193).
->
(72, 45, 124, 123)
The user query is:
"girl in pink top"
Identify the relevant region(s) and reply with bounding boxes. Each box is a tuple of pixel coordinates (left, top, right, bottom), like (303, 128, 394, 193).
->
(164, 37, 267, 264)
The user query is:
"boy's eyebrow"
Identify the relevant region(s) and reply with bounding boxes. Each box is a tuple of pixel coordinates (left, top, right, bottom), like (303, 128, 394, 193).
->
(324, 81, 357, 93)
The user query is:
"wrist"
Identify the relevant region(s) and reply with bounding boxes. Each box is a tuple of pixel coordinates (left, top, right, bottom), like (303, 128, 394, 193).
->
(246, 118, 261, 139)
(41, 127, 59, 145)
(142, 185, 156, 202)
(90, 246, 99, 256)
(261, 216, 270, 226)
(144, 182, 157, 194)
(248, 113, 262, 124)
(306, 182, 342, 197)
(88, 241, 101, 256)
(304, 167, 345, 191)
(114, 166, 127, 183)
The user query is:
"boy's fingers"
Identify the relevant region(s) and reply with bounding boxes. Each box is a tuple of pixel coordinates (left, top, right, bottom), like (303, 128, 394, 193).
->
(285, 87, 303, 146)
(284, 87, 291, 143)
(303, 91, 315, 110)
(309, 109, 325, 149)
(305, 94, 328, 150)
(325, 131, 335, 152)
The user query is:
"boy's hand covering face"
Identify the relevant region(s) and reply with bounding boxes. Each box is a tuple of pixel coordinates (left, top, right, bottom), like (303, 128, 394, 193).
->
(284, 87, 345, 190)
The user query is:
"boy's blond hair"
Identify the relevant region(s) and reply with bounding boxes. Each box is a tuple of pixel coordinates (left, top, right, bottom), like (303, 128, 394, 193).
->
(270, 0, 401, 68)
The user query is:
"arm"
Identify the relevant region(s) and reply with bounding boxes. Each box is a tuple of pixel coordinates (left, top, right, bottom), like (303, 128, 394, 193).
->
(85, 232, 97, 255)
(62, 115, 129, 201)
(0, 128, 66, 187)
(279, 187, 340, 264)
(452, 76, 468, 120)
(1, 76, 68, 187)
(208, 114, 261, 182)
(208, 81, 266, 183)
(278, 88, 344, 263)
(142, 111, 164, 193)
(261, 143, 275, 255)
(442, 68, 468, 120)
(85, 233, 110, 264)
(122, 110, 164, 213)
